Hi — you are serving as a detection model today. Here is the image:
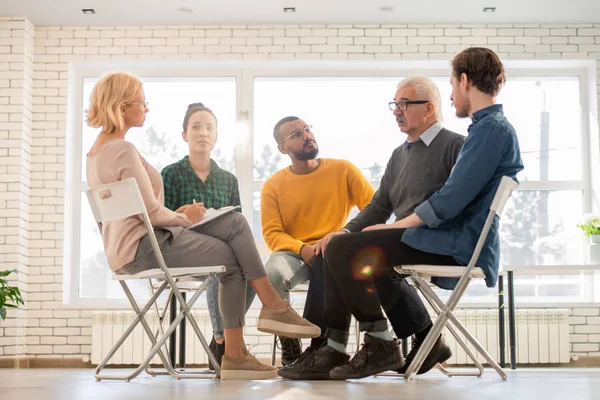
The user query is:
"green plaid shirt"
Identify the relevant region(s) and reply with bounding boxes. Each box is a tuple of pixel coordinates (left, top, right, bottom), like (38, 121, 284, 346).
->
(161, 156, 241, 211)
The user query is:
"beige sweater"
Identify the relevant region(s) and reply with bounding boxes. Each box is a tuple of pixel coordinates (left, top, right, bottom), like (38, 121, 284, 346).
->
(86, 139, 191, 271)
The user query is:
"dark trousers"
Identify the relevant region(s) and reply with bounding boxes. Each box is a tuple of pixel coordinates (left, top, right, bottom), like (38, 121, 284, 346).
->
(323, 229, 459, 345)
(302, 255, 327, 345)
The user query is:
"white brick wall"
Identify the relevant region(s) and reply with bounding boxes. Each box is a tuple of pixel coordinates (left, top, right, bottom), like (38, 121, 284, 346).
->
(0, 16, 34, 359)
(1, 17, 600, 362)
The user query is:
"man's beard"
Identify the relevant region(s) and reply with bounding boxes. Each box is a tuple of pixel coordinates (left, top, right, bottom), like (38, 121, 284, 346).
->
(291, 144, 319, 161)
(454, 101, 470, 119)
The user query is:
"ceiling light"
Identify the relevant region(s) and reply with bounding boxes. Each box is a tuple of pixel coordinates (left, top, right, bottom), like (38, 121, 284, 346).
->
(283, 7, 296, 13)
(178, 7, 195, 13)
(378, 6, 395, 12)
(483, 7, 496, 12)
(81, 9, 95, 15)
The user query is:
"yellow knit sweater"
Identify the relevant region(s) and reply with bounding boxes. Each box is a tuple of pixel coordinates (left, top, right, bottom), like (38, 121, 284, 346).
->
(260, 158, 375, 254)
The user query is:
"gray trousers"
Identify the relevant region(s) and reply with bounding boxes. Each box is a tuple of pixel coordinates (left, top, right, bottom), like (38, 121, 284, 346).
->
(118, 212, 266, 329)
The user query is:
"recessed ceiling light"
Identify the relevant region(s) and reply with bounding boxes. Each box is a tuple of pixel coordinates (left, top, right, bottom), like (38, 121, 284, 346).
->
(378, 6, 395, 12)
(178, 7, 195, 13)
(283, 7, 296, 13)
(483, 7, 496, 12)
(81, 9, 95, 15)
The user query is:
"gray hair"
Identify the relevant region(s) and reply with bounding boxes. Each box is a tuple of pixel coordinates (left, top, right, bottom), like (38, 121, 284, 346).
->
(397, 76, 443, 122)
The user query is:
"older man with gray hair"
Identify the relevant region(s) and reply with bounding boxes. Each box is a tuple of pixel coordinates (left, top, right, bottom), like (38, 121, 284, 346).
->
(278, 76, 465, 380)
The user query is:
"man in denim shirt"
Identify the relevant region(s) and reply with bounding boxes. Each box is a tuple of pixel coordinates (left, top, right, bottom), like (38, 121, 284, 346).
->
(280, 48, 524, 381)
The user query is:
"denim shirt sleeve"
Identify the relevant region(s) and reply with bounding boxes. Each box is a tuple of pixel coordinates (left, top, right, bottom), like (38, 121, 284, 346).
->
(415, 120, 507, 228)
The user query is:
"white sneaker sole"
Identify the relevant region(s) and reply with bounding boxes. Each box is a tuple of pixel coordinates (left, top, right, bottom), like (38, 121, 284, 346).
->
(257, 318, 321, 338)
(220, 369, 278, 380)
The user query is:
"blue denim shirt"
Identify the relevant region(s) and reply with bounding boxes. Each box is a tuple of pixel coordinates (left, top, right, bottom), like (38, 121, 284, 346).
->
(402, 104, 524, 290)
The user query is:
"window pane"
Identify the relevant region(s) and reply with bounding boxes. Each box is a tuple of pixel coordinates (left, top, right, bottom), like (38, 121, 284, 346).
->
(253, 77, 405, 184)
(252, 191, 270, 260)
(79, 77, 237, 299)
(499, 78, 581, 181)
(81, 78, 237, 180)
(433, 77, 582, 181)
(500, 190, 584, 266)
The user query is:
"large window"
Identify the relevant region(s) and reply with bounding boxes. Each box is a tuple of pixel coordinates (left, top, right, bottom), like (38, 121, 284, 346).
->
(65, 61, 598, 306)
(67, 74, 237, 303)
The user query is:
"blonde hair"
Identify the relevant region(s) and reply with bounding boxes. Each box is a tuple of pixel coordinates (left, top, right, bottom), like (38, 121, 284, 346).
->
(397, 76, 443, 122)
(86, 72, 143, 134)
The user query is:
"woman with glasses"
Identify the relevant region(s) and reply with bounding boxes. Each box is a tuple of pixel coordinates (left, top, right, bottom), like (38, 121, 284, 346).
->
(85, 72, 320, 380)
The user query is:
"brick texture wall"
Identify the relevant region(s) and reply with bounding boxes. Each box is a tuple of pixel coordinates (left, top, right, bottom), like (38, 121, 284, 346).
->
(1, 16, 600, 362)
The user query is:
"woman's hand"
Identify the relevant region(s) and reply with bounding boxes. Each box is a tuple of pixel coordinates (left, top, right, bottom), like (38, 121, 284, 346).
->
(183, 202, 206, 224)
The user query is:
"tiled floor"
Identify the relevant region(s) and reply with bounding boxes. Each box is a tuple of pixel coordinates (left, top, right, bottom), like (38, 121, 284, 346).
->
(0, 368, 597, 400)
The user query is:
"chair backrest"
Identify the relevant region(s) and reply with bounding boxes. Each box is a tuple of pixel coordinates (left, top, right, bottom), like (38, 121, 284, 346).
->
(86, 177, 170, 274)
(467, 176, 519, 268)
(490, 176, 519, 217)
(86, 178, 147, 224)
(446, 176, 519, 308)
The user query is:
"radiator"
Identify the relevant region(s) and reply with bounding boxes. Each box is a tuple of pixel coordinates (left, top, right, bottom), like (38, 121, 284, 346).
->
(441, 309, 570, 365)
(91, 310, 212, 365)
(92, 308, 571, 366)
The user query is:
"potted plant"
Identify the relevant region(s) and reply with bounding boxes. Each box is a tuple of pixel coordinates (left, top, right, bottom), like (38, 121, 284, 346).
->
(577, 214, 600, 264)
(0, 269, 24, 320)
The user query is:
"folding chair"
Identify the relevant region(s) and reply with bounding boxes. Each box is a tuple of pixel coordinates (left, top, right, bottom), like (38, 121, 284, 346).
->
(86, 177, 225, 382)
(395, 176, 518, 381)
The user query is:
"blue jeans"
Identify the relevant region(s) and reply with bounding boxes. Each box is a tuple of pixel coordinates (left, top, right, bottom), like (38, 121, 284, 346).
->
(264, 251, 327, 339)
(207, 277, 256, 340)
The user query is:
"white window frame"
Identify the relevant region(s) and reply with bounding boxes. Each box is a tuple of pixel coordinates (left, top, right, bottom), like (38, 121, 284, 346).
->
(64, 60, 599, 308)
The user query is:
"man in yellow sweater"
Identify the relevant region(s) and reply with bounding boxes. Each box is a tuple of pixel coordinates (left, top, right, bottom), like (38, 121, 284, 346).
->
(261, 116, 375, 365)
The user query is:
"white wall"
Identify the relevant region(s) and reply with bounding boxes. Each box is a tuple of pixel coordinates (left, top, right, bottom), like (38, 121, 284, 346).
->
(1, 16, 600, 362)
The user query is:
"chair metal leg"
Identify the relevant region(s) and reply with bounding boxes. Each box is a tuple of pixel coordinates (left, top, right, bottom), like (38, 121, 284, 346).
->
(271, 334, 277, 366)
(447, 312, 507, 380)
(168, 274, 221, 379)
(354, 319, 360, 350)
(406, 272, 505, 381)
(95, 275, 220, 381)
(411, 274, 485, 378)
(145, 281, 175, 377)
(95, 281, 172, 381)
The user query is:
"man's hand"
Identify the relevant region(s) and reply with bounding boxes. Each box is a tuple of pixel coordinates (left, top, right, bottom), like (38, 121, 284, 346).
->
(362, 223, 397, 232)
(314, 231, 349, 256)
(300, 244, 315, 267)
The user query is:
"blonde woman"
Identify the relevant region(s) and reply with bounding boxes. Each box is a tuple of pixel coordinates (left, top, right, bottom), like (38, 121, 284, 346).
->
(85, 72, 319, 380)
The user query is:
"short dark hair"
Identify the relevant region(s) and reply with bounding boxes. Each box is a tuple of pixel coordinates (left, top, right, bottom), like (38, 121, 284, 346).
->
(182, 102, 217, 131)
(451, 47, 506, 96)
(273, 116, 299, 143)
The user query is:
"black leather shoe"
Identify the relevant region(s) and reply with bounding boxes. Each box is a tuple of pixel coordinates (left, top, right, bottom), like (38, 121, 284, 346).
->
(396, 334, 452, 375)
(278, 345, 350, 380)
(208, 338, 225, 371)
(278, 336, 303, 366)
(330, 334, 405, 380)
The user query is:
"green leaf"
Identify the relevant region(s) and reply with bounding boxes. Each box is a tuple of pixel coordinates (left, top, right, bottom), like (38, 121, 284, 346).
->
(0, 307, 6, 321)
(0, 269, 16, 277)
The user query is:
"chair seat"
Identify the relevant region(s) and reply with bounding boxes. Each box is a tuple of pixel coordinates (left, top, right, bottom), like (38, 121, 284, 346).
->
(290, 283, 309, 293)
(394, 265, 486, 279)
(113, 265, 226, 281)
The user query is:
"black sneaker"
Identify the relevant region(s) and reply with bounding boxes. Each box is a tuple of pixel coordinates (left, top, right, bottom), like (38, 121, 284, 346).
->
(329, 334, 405, 380)
(396, 334, 452, 375)
(285, 341, 322, 367)
(278, 336, 303, 366)
(208, 338, 225, 371)
(278, 345, 350, 380)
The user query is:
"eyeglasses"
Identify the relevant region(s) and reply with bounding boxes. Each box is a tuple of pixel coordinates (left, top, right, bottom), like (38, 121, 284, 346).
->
(282, 125, 313, 142)
(388, 100, 429, 111)
(127, 101, 150, 109)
